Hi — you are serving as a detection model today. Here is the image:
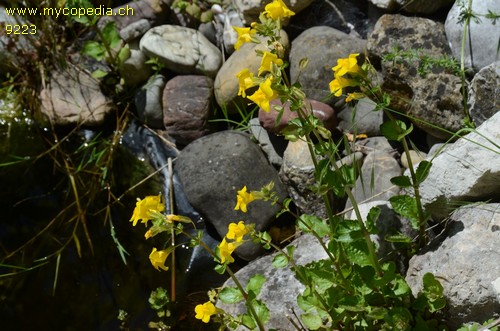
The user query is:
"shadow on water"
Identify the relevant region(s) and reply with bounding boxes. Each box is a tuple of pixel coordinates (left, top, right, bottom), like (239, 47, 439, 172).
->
(0, 118, 230, 330)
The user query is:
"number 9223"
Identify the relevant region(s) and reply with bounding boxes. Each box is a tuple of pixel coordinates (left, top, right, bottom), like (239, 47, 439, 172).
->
(5, 24, 37, 35)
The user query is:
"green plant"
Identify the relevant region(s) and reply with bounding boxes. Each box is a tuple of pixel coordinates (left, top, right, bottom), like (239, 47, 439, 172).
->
(171, 0, 222, 23)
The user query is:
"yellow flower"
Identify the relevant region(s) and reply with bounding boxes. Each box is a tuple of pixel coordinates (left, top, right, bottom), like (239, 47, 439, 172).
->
(218, 237, 242, 264)
(264, 0, 295, 20)
(345, 92, 365, 102)
(248, 77, 278, 113)
(233, 26, 256, 50)
(258, 51, 283, 76)
(149, 247, 170, 271)
(227, 221, 250, 242)
(237, 68, 256, 98)
(234, 186, 256, 212)
(194, 301, 216, 323)
(129, 195, 165, 226)
(332, 53, 361, 77)
(329, 76, 356, 97)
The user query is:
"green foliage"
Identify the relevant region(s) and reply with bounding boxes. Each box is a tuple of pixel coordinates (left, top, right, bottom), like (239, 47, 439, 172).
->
(171, 0, 221, 23)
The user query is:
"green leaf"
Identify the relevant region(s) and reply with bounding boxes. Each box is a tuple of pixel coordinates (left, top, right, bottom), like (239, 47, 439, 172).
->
(392, 275, 411, 296)
(102, 21, 122, 49)
(298, 214, 330, 237)
(82, 41, 106, 61)
(214, 263, 226, 274)
(384, 233, 412, 243)
(272, 253, 289, 268)
(246, 274, 266, 296)
(389, 195, 419, 229)
(116, 45, 131, 66)
(301, 313, 323, 330)
(422, 273, 446, 312)
(241, 314, 256, 329)
(415, 160, 432, 185)
(380, 120, 413, 141)
(335, 220, 363, 243)
(343, 241, 372, 267)
(248, 299, 270, 325)
(391, 175, 412, 188)
(91, 69, 109, 79)
(219, 287, 243, 304)
(366, 207, 380, 234)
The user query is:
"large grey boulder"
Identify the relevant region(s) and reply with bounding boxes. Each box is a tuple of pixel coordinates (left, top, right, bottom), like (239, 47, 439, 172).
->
(175, 131, 288, 260)
(289, 26, 366, 104)
(411, 111, 500, 220)
(445, 0, 500, 71)
(406, 203, 500, 329)
(368, 14, 464, 139)
(140, 25, 222, 77)
(217, 234, 329, 331)
(468, 61, 500, 126)
(337, 98, 384, 137)
(395, 0, 453, 14)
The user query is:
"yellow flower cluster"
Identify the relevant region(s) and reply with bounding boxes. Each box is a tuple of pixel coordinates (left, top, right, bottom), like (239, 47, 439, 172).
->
(129, 195, 164, 226)
(194, 301, 217, 323)
(217, 221, 251, 264)
(329, 53, 365, 101)
(233, 0, 295, 113)
(234, 185, 257, 213)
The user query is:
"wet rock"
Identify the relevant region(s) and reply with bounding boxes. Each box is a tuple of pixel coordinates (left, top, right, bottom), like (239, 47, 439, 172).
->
(135, 74, 166, 129)
(337, 97, 384, 136)
(233, 0, 314, 24)
(214, 31, 289, 111)
(217, 234, 329, 331)
(120, 48, 153, 86)
(395, 0, 453, 14)
(140, 25, 222, 77)
(368, 14, 464, 139)
(248, 118, 283, 168)
(445, 0, 500, 71)
(406, 112, 500, 220)
(468, 61, 500, 126)
(174, 131, 288, 260)
(39, 64, 113, 126)
(345, 150, 401, 210)
(289, 26, 366, 104)
(163, 75, 213, 146)
(258, 99, 337, 134)
(368, 0, 398, 10)
(406, 203, 500, 329)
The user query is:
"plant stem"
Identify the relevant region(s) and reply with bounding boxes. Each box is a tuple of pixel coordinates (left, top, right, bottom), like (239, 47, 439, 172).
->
(459, 0, 474, 126)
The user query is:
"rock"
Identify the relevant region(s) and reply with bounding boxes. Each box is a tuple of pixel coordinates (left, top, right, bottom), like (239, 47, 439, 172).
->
(427, 143, 449, 158)
(39, 65, 112, 126)
(134, 74, 166, 129)
(337, 97, 384, 136)
(289, 26, 366, 103)
(285, 0, 375, 40)
(345, 150, 401, 210)
(407, 112, 500, 220)
(217, 234, 329, 331)
(280, 139, 364, 218)
(139, 25, 222, 77)
(395, 0, 453, 14)
(98, 0, 171, 40)
(368, 14, 464, 139)
(258, 99, 337, 133)
(400, 150, 426, 169)
(405, 203, 500, 329)
(469, 61, 500, 126)
(213, 31, 289, 110)
(163, 75, 213, 146)
(445, 0, 500, 71)
(233, 0, 314, 24)
(174, 131, 288, 260)
(248, 118, 283, 168)
(357, 136, 395, 154)
(368, 0, 398, 10)
(120, 48, 153, 86)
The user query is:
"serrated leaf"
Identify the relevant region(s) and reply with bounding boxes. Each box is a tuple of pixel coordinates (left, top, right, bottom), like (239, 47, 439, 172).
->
(219, 287, 243, 304)
(272, 253, 289, 268)
(246, 274, 266, 296)
(389, 195, 419, 229)
(415, 160, 432, 185)
(116, 45, 131, 66)
(391, 175, 412, 188)
(82, 41, 106, 61)
(384, 233, 412, 243)
(298, 214, 330, 237)
(335, 220, 363, 243)
(392, 275, 411, 296)
(248, 299, 270, 325)
(102, 21, 122, 49)
(343, 240, 372, 267)
(241, 314, 256, 329)
(301, 313, 323, 330)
